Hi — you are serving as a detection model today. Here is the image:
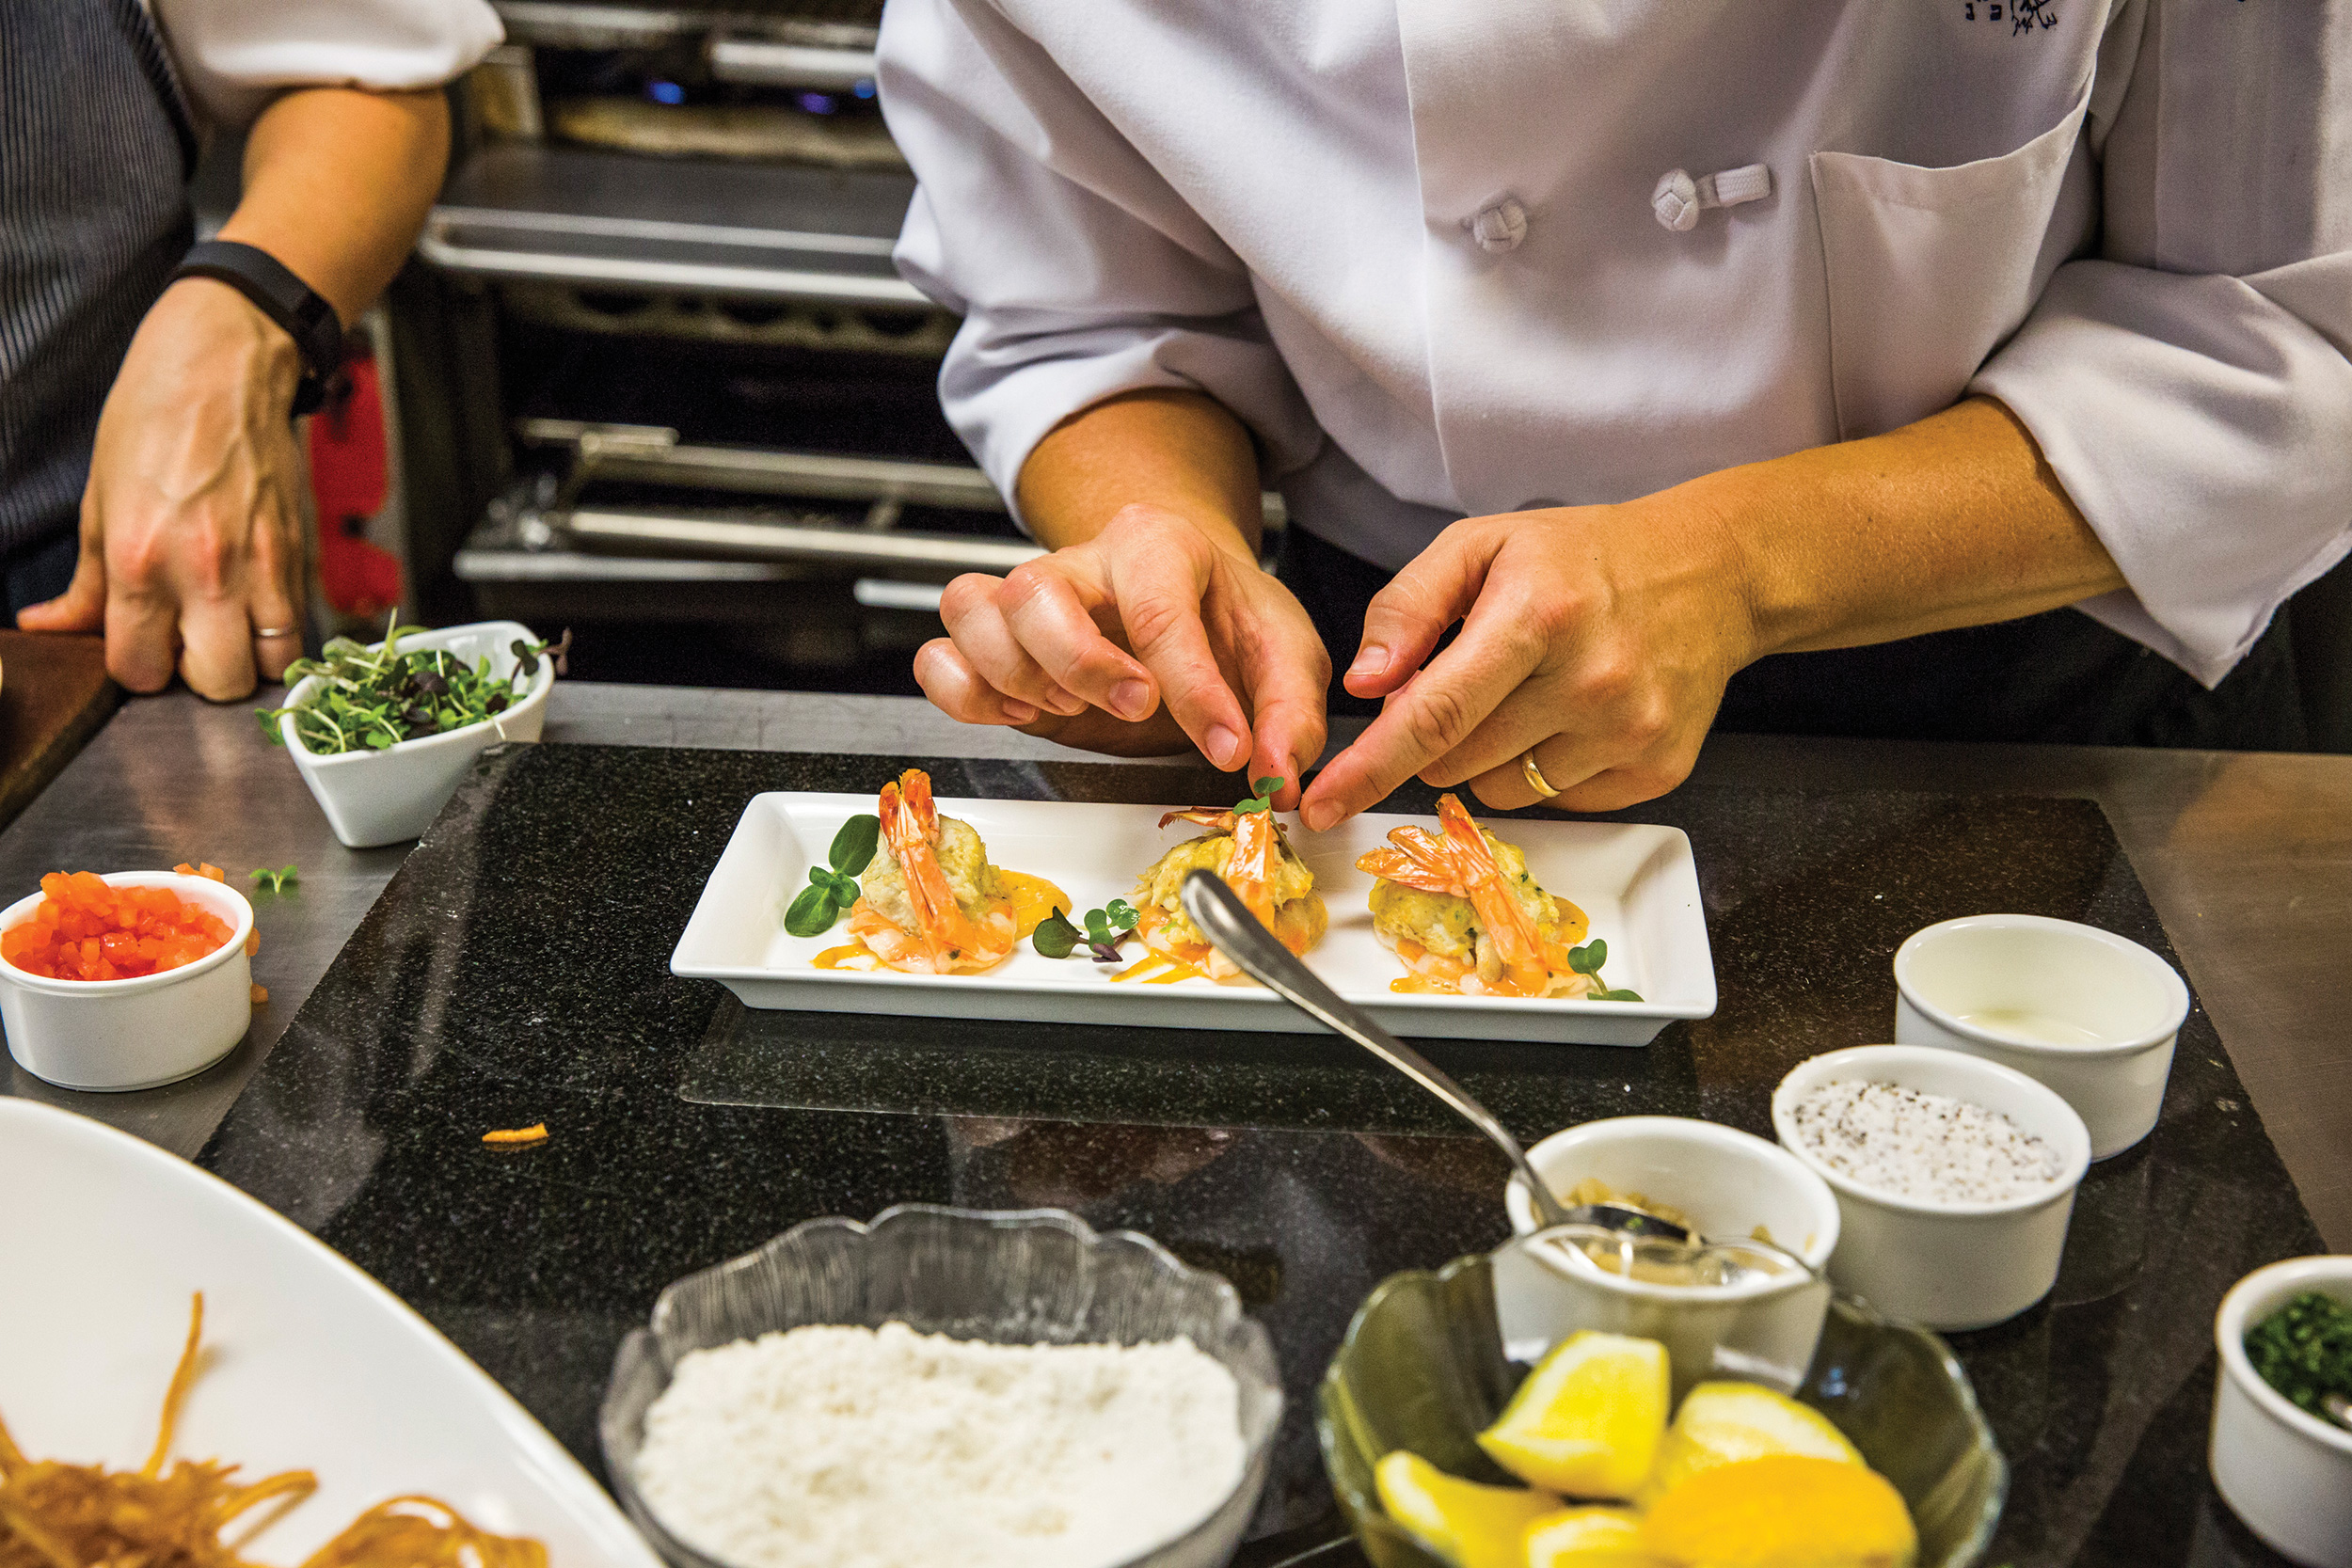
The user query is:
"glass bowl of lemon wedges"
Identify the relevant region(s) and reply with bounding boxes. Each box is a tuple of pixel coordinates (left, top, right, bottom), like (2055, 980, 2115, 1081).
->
(1318, 1227, 2004, 1568)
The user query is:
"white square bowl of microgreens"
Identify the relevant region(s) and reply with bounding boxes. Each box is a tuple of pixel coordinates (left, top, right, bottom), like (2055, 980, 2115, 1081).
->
(260, 621, 567, 849)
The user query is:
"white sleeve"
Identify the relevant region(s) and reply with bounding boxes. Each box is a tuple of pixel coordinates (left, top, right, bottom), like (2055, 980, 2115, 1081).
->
(1969, 0, 2352, 688)
(875, 0, 1321, 529)
(149, 0, 504, 132)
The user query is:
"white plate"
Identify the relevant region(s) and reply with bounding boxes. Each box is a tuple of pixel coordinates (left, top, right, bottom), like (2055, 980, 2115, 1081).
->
(0, 1099, 663, 1568)
(671, 794, 1715, 1045)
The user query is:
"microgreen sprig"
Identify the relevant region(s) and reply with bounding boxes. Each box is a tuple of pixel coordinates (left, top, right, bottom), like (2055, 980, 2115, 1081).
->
(256, 624, 571, 755)
(1232, 775, 1283, 815)
(785, 815, 882, 938)
(1034, 897, 1138, 961)
(248, 864, 299, 895)
(1566, 938, 1643, 1003)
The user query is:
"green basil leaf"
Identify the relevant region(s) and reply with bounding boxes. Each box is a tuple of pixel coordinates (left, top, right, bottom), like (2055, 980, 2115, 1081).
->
(1568, 939, 1606, 974)
(1232, 797, 1270, 814)
(1597, 988, 1644, 1003)
(1084, 909, 1114, 945)
(1105, 898, 1137, 927)
(1032, 911, 1080, 959)
(785, 883, 844, 938)
(1252, 775, 1284, 798)
(830, 815, 882, 876)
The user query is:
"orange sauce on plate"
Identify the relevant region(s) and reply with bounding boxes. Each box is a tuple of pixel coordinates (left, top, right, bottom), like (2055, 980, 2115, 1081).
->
(996, 870, 1072, 940)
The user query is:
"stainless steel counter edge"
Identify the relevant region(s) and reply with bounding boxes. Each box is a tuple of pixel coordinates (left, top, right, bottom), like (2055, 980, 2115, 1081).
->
(3, 685, 2344, 1249)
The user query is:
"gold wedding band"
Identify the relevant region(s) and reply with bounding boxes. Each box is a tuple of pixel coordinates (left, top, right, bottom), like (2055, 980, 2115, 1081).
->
(251, 625, 300, 641)
(1519, 749, 1560, 800)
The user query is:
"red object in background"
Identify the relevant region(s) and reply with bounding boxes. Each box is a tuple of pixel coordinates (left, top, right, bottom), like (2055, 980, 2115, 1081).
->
(306, 353, 405, 619)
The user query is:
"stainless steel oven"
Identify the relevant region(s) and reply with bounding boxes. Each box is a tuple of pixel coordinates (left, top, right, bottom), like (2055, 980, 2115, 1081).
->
(387, 0, 1039, 684)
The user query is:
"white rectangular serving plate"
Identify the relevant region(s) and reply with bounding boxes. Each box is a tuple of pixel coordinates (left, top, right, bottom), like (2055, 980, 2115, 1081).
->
(672, 794, 1715, 1045)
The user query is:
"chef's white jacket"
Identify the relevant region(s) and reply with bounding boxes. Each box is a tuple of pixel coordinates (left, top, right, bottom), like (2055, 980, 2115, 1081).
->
(879, 1, 2352, 687)
(141, 0, 502, 131)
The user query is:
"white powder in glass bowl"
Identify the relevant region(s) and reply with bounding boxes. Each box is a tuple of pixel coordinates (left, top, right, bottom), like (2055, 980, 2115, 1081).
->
(633, 1322, 1245, 1568)
(1788, 1078, 2061, 1203)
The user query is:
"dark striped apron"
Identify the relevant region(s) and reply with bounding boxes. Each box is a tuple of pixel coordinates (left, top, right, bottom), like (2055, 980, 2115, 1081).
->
(0, 0, 197, 616)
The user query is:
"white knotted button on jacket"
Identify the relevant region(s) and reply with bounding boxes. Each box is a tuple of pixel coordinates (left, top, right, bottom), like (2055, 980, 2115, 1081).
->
(879, 1, 2352, 686)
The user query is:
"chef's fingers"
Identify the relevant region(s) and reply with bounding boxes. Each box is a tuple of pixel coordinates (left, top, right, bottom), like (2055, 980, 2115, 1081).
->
(1342, 520, 1502, 699)
(1415, 676, 1577, 790)
(1462, 730, 1695, 815)
(1232, 594, 1331, 812)
(1104, 544, 1253, 772)
(1300, 591, 1546, 829)
(914, 638, 1043, 725)
(14, 506, 106, 635)
(995, 558, 1165, 724)
(939, 574, 1088, 717)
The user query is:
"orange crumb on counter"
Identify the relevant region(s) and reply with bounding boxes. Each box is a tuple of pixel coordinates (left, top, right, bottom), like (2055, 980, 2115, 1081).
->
(251, 984, 269, 1005)
(172, 862, 227, 883)
(482, 1123, 548, 1147)
(2, 873, 234, 981)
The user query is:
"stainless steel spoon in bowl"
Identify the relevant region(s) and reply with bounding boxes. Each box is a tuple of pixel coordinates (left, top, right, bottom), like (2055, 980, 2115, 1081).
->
(1179, 868, 1683, 1237)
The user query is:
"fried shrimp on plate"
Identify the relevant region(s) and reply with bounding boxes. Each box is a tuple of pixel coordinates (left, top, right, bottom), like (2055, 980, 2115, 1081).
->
(846, 768, 1018, 974)
(1357, 793, 1596, 998)
(1131, 780, 1327, 980)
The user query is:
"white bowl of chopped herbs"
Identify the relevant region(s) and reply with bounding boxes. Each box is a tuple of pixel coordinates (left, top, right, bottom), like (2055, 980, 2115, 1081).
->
(2212, 1256, 2352, 1566)
(260, 621, 565, 848)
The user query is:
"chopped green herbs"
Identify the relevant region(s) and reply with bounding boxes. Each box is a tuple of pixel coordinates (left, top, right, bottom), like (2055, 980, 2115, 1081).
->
(785, 816, 883, 938)
(1232, 775, 1284, 815)
(1034, 897, 1137, 962)
(258, 625, 570, 755)
(248, 864, 298, 895)
(2244, 1291, 2352, 1417)
(1565, 938, 1643, 1003)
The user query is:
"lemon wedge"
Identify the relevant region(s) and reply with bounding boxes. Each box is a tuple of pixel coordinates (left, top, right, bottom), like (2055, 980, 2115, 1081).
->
(1638, 1382, 1863, 1507)
(1475, 1331, 1668, 1498)
(1374, 1449, 1558, 1568)
(1642, 1454, 1918, 1568)
(1523, 1506, 1670, 1566)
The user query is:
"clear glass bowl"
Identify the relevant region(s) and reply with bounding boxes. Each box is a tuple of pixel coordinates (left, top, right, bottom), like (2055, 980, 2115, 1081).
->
(600, 1203, 1283, 1568)
(1319, 1242, 2006, 1568)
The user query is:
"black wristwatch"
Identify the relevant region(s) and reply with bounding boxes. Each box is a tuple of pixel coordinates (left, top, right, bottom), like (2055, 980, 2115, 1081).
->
(167, 240, 345, 415)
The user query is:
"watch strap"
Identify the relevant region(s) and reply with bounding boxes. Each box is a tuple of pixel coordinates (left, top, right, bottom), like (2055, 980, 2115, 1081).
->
(169, 240, 344, 415)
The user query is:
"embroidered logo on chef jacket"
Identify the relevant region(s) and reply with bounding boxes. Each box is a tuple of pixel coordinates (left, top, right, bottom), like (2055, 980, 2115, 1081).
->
(1960, 0, 2060, 33)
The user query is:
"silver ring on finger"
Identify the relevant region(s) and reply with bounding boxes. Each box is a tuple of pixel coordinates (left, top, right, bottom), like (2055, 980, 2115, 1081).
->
(1519, 748, 1561, 800)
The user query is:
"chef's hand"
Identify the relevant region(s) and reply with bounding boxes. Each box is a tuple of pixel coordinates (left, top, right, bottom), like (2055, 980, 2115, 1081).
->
(1298, 497, 1756, 828)
(914, 503, 1330, 806)
(19, 279, 309, 699)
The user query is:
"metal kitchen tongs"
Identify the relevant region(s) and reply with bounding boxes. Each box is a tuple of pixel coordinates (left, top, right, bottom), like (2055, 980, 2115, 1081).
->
(1179, 868, 1692, 1241)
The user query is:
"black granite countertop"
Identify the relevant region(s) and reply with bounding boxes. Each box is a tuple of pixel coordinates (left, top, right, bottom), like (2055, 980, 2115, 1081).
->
(197, 742, 2322, 1568)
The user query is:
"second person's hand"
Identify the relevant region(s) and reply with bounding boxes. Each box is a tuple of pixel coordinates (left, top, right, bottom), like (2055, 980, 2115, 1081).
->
(913, 502, 1330, 806)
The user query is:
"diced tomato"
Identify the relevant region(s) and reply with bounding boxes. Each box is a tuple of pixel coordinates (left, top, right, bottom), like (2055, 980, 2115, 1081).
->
(2, 872, 237, 981)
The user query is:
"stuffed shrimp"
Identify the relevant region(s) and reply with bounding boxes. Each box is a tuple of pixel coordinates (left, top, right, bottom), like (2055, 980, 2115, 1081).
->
(1129, 779, 1327, 980)
(844, 768, 1020, 974)
(1356, 794, 1602, 998)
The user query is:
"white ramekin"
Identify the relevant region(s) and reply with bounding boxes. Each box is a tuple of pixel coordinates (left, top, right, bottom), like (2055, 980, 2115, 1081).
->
(0, 871, 253, 1090)
(281, 621, 554, 849)
(1501, 1117, 1843, 1393)
(1894, 914, 2187, 1160)
(1772, 1045, 2091, 1331)
(2210, 1256, 2352, 1567)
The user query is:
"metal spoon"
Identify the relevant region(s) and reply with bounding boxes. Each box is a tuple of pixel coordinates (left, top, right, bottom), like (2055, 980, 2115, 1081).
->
(1181, 868, 1578, 1229)
(2325, 1391, 2352, 1432)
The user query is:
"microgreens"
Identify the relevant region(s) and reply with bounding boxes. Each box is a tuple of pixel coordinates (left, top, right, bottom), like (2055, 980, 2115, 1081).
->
(1566, 938, 1643, 1003)
(248, 864, 299, 895)
(1034, 897, 1138, 962)
(1232, 775, 1284, 815)
(257, 624, 571, 755)
(784, 815, 882, 938)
